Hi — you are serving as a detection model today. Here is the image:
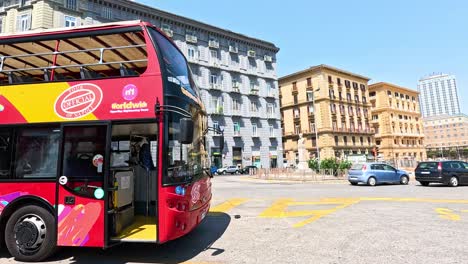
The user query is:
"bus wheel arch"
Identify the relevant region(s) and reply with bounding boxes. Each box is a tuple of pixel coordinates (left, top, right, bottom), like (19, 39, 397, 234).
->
(0, 197, 55, 260)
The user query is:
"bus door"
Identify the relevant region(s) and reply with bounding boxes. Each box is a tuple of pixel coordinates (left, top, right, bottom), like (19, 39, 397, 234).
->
(56, 123, 110, 248)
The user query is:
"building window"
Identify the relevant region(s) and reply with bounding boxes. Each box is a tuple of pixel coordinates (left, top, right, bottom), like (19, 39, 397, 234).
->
(307, 91, 314, 102)
(294, 124, 300, 135)
(292, 82, 297, 91)
(102, 6, 112, 19)
(293, 94, 298, 104)
(307, 77, 312, 87)
(269, 125, 275, 137)
(250, 101, 258, 113)
(234, 122, 241, 136)
(294, 108, 300, 118)
(252, 123, 258, 137)
(187, 45, 198, 60)
(65, 0, 77, 10)
(210, 49, 219, 64)
(210, 74, 219, 87)
(0, 17, 3, 33)
(213, 121, 220, 135)
(18, 13, 31, 32)
(267, 103, 274, 117)
(328, 75, 333, 83)
(64, 16, 77, 27)
(232, 98, 241, 111)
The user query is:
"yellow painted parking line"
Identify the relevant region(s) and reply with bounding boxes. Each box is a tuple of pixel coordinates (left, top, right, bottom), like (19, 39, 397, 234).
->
(360, 197, 468, 204)
(209, 198, 249, 213)
(259, 198, 359, 228)
(435, 208, 461, 221)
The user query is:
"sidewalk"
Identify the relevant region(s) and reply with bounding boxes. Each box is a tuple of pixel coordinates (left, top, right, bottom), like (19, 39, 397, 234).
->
(243, 173, 349, 184)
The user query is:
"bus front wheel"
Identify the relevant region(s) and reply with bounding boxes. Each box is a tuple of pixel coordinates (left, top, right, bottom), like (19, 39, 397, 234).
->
(5, 205, 57, 262)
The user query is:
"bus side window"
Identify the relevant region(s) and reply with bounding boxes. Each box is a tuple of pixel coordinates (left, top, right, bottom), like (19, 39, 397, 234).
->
(120, 64, 138, 77)
(13, 127, 60, 179)
(0, 129, 13, 179)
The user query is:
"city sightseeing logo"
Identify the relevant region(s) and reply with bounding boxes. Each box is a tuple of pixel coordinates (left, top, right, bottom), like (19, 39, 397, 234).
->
(110, 84, 149, 114)
(54, 83, 103, 119)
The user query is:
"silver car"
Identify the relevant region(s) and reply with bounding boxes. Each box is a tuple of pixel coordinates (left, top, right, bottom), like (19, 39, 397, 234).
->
(217, 165, 240, 175)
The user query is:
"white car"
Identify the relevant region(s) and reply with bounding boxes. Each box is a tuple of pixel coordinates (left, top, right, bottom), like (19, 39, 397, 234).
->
(217, 165, 240, 175)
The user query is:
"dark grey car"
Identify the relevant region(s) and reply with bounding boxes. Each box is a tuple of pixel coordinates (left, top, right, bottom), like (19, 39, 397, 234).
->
(415, 161, 468, 187)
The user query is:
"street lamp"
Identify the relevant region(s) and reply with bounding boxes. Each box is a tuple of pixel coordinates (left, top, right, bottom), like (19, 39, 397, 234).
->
(312, 87, 321, 169)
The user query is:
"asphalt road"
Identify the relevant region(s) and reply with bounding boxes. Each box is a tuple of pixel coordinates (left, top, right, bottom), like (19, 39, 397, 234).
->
(1, 176, 468, 264)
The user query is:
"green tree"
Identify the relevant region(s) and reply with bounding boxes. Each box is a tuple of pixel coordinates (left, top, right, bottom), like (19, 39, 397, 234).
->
(308, 159, 319, 172)
(320, 158, 339, 171)
(338, 160, 353, 170)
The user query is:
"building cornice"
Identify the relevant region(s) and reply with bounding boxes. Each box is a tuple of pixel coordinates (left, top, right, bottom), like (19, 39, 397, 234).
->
(108, 0, 279, 53)
(369, 82, 419, 95)
(279, 64, 371, 83)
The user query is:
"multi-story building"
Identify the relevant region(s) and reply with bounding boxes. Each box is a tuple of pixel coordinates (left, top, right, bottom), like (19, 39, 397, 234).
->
(0, 0, 282, 168)
(368, 82, 426, 168)
(279, 65, 374, 165)
(423, 114, 468, 158)
(418, 73, 460, 118)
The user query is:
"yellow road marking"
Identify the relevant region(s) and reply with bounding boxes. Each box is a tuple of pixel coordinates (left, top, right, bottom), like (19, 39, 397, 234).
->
(259, 198, 359, 228)
(209, 198, 249, 213)
(359, 197, 468, 204)
(462, 210, 468, 213)
(435, 208, 461, 221)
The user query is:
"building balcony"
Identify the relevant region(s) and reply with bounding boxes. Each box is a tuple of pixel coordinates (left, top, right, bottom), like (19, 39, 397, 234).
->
(210, 83, 222, 90)
(233, 131, 242, 137)
(230, 87, 241, 94)
(210, 107, 224, 115)
(231, 109, 242, 117)
(249, 89, 259, 96)
(267, 112, 277, 119)
(250, 111, 260, 118)
(266, 92, 277, 99)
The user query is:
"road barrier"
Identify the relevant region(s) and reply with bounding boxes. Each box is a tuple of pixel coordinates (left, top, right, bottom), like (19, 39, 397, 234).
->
(252, 168, 348, 182)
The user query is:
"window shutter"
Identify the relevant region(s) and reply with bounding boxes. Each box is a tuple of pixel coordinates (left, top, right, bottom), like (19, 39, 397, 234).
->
(27, 13, 31, 30)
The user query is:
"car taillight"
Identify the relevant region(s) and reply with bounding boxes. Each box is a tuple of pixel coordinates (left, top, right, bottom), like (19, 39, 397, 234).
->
(362, 164, 367, 171)
(437, 162, 442, 171)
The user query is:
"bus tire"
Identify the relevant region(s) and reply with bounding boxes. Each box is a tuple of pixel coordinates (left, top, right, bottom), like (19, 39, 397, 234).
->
(5, 205, 56, 262)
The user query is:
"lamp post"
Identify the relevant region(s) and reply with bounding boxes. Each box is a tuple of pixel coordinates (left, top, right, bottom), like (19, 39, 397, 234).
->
(313, 87, 321, 169)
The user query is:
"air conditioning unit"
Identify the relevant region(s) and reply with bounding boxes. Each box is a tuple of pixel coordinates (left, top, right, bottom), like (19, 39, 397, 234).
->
(247, 50, 256, 57)
(209, 40, 219, 49)
(162, 28, 173, 37)
(229, 45, 238, 53)
(264, 55, 273, 62)
(185, 35, 198, 43)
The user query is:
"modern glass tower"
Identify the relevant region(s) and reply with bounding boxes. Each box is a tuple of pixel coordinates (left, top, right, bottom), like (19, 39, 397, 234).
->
(418, 74, 460, 118)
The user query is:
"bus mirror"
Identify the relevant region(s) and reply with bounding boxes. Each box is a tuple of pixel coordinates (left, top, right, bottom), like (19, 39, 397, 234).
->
(219, 135, 224, 152)
(179, 118, 194, 144)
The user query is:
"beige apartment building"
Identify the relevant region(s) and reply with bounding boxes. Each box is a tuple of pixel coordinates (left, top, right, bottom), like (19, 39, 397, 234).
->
(423, 114, 468, 158)
(279, 64, 374, 165)
(368, 82, 426, 167)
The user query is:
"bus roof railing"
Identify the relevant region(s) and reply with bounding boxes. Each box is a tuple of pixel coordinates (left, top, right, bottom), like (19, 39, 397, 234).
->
(0, 44, 147, 73)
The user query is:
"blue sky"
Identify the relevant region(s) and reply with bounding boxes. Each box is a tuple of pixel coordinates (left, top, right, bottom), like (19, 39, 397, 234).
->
(139, 0, 468, 113)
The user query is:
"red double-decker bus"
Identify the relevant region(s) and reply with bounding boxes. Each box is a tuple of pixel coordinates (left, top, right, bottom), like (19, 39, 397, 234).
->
(0, 21, 217, 261)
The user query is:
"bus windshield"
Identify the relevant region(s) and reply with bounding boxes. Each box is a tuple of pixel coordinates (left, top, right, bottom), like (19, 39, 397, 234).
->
(149, 28, 207, 185)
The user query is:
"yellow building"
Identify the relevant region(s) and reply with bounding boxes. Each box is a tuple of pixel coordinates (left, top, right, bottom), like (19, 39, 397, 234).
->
(279, 65, 374, 165)
(368, 82, 426, 168)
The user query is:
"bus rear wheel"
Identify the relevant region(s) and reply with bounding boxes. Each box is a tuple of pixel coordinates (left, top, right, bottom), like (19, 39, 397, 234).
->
(5, 205, 56, 262)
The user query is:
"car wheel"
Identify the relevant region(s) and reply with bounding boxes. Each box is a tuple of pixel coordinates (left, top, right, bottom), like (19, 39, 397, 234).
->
(400, 176, 409, 185)
(350, 182, 358, 186)
(5, 205, 57, 262)
(448, 176, 459, 187)
(367, 177, 377, 186)
(420, 182, 430, 186)
(236, 170, 240, 174)
(222, 171, 227, 175)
